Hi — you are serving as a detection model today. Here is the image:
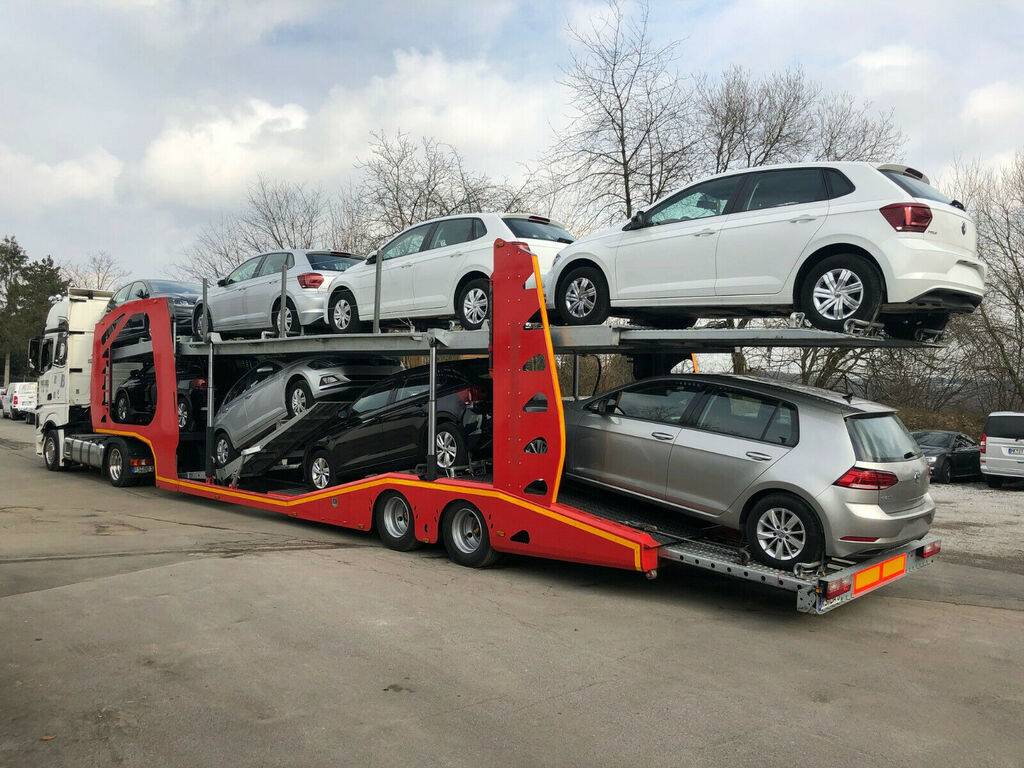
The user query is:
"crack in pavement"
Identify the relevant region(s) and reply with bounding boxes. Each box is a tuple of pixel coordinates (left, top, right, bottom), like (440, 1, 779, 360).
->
(0, 539, 371, 565)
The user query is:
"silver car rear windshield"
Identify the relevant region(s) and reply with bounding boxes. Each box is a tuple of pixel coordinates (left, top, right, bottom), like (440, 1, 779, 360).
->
(984, 415, 1024, 440)
(847, 414, 921, 462)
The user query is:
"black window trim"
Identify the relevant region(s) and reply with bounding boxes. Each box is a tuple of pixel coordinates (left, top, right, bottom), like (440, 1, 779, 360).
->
(227, 254, 266, 285)
(426, 217, 479, 251)
(256, 251, 294, 278)
(824, 167, 856, 200)
(584, 378, 708, 428)
(732, 167, 830, 214)
(681, 384, 801, 447)
(382, 222, 438, 262)
(644, 173, 749, 227)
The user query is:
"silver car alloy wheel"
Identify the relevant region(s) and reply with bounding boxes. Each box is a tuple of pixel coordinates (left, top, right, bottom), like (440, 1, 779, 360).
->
(216, 437, 231, 467)
(462, 288, 488, 326)
(310, 456, 331, 489)
(565, 277, 597, 319)
(291, 388, 308, 415)
(812, 268, 864, 321)
(755, 507, 807, 561)
(436, 430, 458, 469)
(177, 400, 189, 429)
(449, 505, 484, 555)
(333, 298, 352, 330)
(108, 447, 123, 482)
(382, 495, 411, 538)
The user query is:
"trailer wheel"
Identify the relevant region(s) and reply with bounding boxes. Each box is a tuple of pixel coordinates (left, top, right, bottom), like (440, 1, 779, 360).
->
(43, 429, 63, 472)
(105, 442, 137, 488)
(442, 501, 499, 568)
(744, 494, 823, 570)
(374, 491, 421, 552)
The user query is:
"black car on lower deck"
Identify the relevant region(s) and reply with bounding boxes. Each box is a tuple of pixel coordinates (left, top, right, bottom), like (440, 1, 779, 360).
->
(303, 359, 492, 489)
(912, 430, 982, 483)
(113, 360, 210, 432)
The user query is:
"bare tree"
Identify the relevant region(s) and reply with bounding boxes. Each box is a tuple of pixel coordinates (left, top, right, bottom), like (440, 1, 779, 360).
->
(238, 177, 329, 253)
(61, 250, 129, 290)
(547, 0, 693, 224)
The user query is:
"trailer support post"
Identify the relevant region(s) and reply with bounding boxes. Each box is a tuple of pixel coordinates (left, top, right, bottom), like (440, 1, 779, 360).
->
(572, 352, 580, 399)
(424, 339, 438, 480)
(279, 265, 288, 336)
(372, 252, 383, 334)
(203, 278, 215, 481)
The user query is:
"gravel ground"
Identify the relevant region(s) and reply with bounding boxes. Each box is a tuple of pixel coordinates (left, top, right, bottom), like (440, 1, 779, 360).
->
(929, 479, 1024, 574)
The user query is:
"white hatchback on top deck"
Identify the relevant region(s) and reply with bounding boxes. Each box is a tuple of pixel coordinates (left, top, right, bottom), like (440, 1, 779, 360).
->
(322, 213, 575, 332)
(543, 162, 986, 338)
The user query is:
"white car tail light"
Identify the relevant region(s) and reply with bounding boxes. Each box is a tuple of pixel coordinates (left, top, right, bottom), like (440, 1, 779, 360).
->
(879, 202, 932, 232)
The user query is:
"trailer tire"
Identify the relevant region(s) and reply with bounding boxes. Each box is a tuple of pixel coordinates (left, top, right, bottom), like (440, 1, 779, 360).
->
(441, 501, 499, 568)
(374, 491, 422, 552)
(43, 429, 62, 471)
(744, 493, 824, 570)
(105, 442, 137, 488)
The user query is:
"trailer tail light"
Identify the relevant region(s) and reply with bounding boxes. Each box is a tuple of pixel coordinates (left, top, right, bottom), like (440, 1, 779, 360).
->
(190, 378, 207, 389)
(297, 272, 324, 288)
(879, 202, 932, 232)
(824, 576, 852, 601)
(834, 467, 899, 490)
(919, 540, 941, 558)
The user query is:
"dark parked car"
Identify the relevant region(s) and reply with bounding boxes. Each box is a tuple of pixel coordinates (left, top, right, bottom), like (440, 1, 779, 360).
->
(912, 430, 982, 483)
(107, 279, 202, 338)
(303, 360, 492, 489)
(113, 360, 209, 432)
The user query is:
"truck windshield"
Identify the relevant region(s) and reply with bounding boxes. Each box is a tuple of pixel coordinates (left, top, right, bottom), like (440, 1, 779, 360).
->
(847, 414, 921, 462)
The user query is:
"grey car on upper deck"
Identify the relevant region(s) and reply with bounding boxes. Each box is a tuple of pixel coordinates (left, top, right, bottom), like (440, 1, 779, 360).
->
(564, 374, 933, 569)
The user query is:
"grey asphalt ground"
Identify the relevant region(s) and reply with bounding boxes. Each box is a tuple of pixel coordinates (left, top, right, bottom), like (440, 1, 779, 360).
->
(1, 417, 1022, 767)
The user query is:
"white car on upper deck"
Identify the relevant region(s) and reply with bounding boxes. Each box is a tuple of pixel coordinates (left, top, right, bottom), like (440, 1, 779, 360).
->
(543, 162, 985, 338)
(322, 213, 575, 332)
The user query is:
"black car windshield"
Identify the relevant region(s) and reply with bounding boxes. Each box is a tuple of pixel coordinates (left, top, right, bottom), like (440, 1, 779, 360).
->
(502, 218, 575, 244)
(307, 253, 360, 271)
(912, 431, 954, 448)
(848, 414, 921, 462)
(148, 280, 201, 295)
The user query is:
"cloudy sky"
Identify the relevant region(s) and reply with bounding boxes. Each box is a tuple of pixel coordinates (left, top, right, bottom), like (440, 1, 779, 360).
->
(3, 0, 1022, 278)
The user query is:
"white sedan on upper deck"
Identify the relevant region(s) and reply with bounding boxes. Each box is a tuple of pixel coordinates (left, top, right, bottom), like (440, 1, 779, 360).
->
(322, 213, 575, 332)
(544, 162, 985, 338)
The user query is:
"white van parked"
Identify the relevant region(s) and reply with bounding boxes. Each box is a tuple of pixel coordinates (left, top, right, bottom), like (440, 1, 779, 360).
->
(2, 382, 37, 421)
(981, 412, 1024, 488)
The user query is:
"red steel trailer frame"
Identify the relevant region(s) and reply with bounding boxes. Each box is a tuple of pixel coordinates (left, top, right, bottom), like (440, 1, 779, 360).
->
(91, 240, 663, 574)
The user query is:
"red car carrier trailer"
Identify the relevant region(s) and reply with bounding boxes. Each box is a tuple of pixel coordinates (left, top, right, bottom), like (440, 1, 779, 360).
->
(40, 240, 941, 614)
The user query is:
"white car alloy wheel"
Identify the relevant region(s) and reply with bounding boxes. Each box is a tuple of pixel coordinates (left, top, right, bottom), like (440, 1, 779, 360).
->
(332, 298, 352, 331)
(755, 507, 807, 562)
(812, 268, 864, 321)
(462, 288, 488, 327)
(436, 429, 459, 469)
(310, 456, 331, 489)
(565, 276, 598, 319)
(290, 387, 308, 415)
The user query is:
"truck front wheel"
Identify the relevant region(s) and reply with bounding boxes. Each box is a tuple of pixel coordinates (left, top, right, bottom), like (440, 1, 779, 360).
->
(43, 430, 63, 471)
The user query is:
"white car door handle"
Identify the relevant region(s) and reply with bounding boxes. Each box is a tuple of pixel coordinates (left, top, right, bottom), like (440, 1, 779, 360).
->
(651, 431, 675, 441)
(789, 215, 816, 223)
(745, 451, 773, 461)
(400, 263, 413, 269)
(692, 228, 716, 237)
(449, 251, 463, 258)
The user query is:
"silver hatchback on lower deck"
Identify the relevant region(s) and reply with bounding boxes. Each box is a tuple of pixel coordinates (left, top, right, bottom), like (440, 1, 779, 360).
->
(563, 374, 933, 570)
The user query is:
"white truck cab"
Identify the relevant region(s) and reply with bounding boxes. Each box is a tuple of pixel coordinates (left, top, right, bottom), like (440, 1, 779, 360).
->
(31, 288, 113, 466)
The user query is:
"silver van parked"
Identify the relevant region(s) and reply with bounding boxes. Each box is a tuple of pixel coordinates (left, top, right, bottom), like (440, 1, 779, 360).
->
(981, 412, 1024, 488)
(563, 374, 934, 570)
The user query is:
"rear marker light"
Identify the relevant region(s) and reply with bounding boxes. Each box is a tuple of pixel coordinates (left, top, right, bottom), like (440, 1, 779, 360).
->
(297, 272, 324, 288)
(840, 535, 879, 542)
(880, 202, 932, 232)
(919, 540, 941, 558)
(834, 467, 899, 490)
(825, 576, 852, 601)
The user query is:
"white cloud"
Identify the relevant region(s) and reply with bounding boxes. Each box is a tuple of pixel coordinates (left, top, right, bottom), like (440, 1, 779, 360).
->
(0, 145, 123, 210)
(962, 81, 1024, 125)
(850, 45, 929, 71)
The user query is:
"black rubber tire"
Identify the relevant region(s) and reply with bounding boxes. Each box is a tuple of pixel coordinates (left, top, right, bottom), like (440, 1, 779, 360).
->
(744, 493, 824, 570)
(374, 491, 422, 552)
(306, 448, 336, 491)
(105, 442, 137, 488)
(556, 265, 610, 326)
(883, 311, 951, 341)
(43, 430, 62, 471)
(799, 254, 883, 333)
(272, 300, 301, 337)
(214, 431, 236, 468)
(114, 391, 131, 424)
(328, 290, 362, 334)
(455, 277, 491, 331)
(935, 459, 953, 484)
(986, 476, 1004, 489)
(193, 306, 212, 341)
(441, 501, 500, 568)
(177, 395, 193, 432)
(286, 379, 314, 418)
(432, 421, 468, 472)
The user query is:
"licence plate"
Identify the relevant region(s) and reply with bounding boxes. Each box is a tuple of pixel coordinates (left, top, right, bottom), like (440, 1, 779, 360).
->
(1009, 447, 1024, 456)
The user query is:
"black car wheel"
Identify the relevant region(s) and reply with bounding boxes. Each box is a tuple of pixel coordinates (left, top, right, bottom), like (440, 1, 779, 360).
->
(374, 491, 421, 551)
(744, 494, 824, 570)
(177, 396, 193, 432)
(433, 422, 467, 471)
(193, 306, 212, 340)
(273, 301, 301, 337)
(799, 254, 882, 333)
(556, 265, 610, 326)
(986, 476, 1004, 489)
(329, 290, 361, 334)
(935, 459, 953, 484)
(456, 277, 491, 331)
(307, 449, 335, 490)
(114, 392, 131, 423)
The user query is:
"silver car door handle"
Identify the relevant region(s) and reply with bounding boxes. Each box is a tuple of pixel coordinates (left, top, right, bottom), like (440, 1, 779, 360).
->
(692, 228, 716, 237)
(745, 451, 772, 461)
(651, 431, 675, 441)
(789, 215, 815, 223)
